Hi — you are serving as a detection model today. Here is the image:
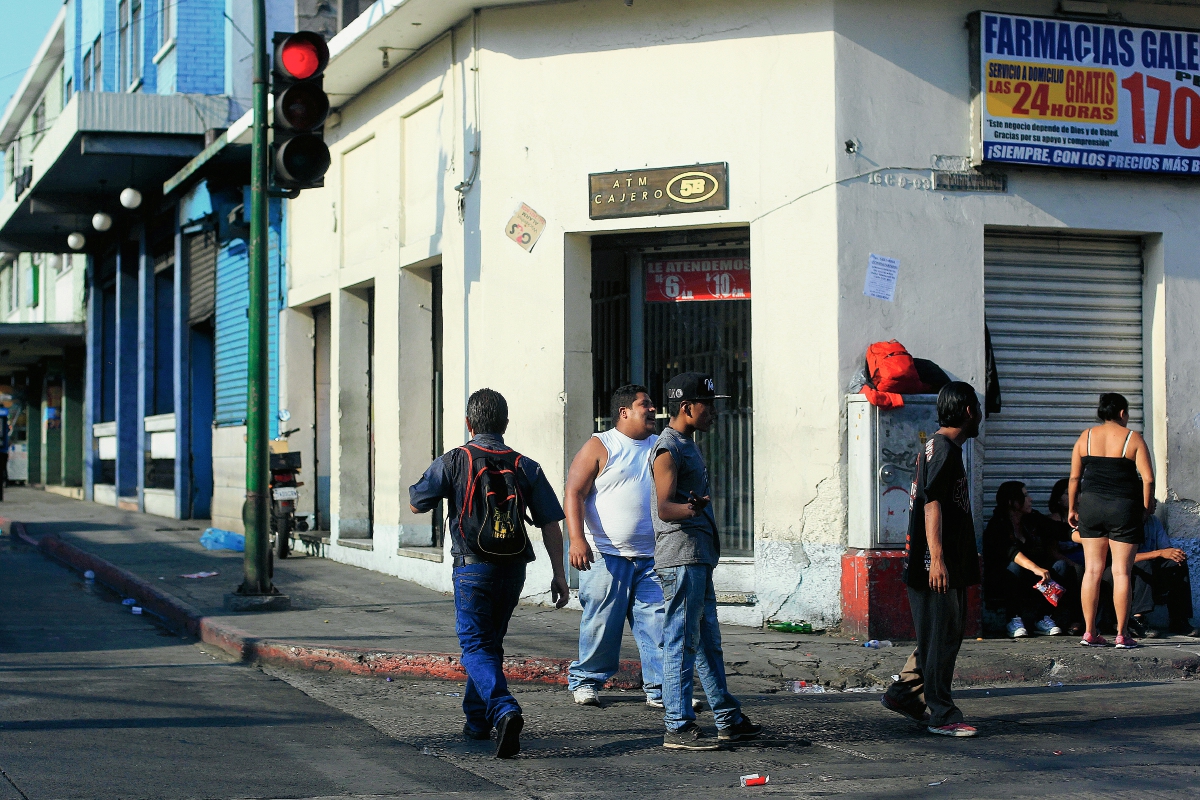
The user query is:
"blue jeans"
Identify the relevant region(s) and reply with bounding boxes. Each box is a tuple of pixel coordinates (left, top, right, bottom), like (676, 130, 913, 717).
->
(567, 553, 664, 700)
(453, 562, 526, 730)
(658, 564, 741, 732)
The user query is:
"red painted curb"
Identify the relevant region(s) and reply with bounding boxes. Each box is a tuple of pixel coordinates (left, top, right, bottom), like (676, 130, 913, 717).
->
(6, 520, 643, 688)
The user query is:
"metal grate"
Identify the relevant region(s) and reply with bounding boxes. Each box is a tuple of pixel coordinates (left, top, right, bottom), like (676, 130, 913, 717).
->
(983, 230, 1143, 516)
(591, 245, 753, 556)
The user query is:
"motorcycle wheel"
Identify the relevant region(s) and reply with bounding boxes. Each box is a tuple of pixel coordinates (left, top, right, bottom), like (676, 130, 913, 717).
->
(275, 506, 291, 559)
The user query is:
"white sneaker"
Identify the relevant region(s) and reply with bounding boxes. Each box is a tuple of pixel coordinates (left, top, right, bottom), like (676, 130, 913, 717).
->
(645, 697, 703, 710)
(1035, 616, 1062, 636)
(1007, 617, 1028, 638)
(572, 685, 601, 706)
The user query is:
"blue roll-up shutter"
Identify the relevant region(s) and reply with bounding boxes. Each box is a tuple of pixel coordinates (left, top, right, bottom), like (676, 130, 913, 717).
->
(213, 200, 281, 433)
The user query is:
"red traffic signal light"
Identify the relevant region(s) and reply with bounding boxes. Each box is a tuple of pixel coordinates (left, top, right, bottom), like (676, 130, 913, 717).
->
(272, 31, 331, 191)
(274, 32, 328, 80)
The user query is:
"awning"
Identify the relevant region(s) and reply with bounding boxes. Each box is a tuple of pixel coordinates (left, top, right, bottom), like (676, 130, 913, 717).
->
(0, 323, 86, 369)
(0, 92, 230, 254)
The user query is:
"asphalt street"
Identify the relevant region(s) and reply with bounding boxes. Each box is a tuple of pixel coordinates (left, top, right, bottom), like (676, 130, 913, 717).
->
(0, 531, 505, 800)
(3, 528, 1199, 800)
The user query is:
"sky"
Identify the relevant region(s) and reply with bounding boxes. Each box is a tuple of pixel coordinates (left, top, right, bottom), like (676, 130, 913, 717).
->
(0, 1, 66, 118)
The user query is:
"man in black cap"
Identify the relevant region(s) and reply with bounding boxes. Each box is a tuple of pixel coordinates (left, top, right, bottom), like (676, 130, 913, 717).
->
(651, 372, 761, 750)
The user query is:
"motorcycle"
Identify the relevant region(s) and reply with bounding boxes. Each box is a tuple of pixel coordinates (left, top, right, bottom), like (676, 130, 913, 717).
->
(269, 412, 309, 559)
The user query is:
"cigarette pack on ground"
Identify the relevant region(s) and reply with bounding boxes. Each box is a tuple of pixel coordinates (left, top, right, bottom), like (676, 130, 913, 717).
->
(1034, 578, 1064, 607)
(740, 774, 769, 787)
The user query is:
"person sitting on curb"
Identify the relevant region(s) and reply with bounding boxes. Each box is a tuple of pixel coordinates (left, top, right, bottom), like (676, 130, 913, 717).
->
(1128, 499, 1198, 639)
(983, 481, 1081, 639)
(409, 388, 569, 759)
(564, 384, 666, 709)
(651, 372, 762, 751)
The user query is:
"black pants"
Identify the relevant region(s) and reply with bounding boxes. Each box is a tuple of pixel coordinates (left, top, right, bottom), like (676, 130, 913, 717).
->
(1129, 558, 1193, 629)
(1003, 559, 1081, 625)
(885, 587, 967, 728)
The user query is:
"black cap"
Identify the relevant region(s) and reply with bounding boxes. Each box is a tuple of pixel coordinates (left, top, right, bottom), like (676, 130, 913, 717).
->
(665, 372, 729, 403)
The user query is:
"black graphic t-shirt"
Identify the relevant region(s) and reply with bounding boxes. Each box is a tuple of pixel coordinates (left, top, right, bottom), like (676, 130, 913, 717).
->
(903, 433, 981, 590)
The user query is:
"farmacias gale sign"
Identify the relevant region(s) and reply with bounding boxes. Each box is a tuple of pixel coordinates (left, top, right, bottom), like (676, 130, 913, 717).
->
(972, 12, 1200, 174)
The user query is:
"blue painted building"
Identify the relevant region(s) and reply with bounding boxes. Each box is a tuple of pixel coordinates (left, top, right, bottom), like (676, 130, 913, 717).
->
(0, 0, 305, 523)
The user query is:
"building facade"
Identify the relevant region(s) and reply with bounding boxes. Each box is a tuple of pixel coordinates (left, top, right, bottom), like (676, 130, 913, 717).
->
(0, 0, 300, 519)
(285, 0, 1200, 627)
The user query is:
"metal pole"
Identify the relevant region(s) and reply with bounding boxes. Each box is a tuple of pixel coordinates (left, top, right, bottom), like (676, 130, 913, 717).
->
(241, 0, 272, 596)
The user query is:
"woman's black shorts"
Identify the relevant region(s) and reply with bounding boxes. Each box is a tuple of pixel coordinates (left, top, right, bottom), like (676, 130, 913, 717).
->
(1077, 493, 1144, 545)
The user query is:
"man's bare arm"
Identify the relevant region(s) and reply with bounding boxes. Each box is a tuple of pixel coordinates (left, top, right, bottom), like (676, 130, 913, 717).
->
(540, 521, 570, 608)
(925, 500, 948, 593)
(653, 451, 707, 521)
(564, 438, 605, 571)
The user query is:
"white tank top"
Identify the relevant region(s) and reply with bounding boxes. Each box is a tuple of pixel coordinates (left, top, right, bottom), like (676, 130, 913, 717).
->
(584, 428, 658, 558)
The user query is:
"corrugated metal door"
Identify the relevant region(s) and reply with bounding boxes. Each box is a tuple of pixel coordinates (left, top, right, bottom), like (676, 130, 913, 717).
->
(213, 221, 280, 430)
(187, 229, 216, 325)
(983, 230, 1143, 514)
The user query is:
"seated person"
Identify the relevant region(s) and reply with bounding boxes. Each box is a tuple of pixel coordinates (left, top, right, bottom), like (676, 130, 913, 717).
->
(1038, 478, 1084, 565)
(983, 481, 1081, 638)
(1128, 499, 1198, 639)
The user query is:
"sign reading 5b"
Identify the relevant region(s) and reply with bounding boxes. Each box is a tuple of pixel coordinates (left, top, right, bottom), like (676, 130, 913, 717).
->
(589, 163, 729, 219)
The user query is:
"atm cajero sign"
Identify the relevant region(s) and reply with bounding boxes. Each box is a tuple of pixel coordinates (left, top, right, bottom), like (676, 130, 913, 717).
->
(588, 163, 729, 220)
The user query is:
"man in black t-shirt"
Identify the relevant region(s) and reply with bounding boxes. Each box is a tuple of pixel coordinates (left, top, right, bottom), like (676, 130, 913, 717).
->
(881, 382, 981, 737)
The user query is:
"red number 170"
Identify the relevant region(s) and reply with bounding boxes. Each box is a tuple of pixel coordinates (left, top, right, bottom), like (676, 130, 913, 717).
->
(1120, 71, 1200, 149)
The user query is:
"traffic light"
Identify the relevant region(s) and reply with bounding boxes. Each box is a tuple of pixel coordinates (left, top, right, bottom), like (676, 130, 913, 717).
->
(272, 31, 331, 190)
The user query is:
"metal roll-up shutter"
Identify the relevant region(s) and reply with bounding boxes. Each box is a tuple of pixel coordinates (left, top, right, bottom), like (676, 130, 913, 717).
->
(187, 230, 216, 325)
(212, 215, 280, 429)
(983, 230, 1143, 514)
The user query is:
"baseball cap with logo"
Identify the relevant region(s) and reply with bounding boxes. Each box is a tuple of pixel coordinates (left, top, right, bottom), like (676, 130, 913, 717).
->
(664, 372, 730, 403)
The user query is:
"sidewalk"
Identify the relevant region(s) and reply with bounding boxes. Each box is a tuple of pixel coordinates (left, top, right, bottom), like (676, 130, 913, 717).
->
(3, 486, 1199, 689)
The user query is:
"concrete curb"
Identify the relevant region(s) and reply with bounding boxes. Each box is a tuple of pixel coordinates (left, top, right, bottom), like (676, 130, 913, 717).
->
(6, 521, 641, 688)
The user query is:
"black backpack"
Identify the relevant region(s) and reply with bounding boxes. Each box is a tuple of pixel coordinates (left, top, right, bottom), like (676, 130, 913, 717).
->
(456, 444, 530, 559)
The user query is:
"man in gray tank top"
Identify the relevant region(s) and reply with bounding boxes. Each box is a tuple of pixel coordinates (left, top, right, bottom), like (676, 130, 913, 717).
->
(564, 385, 665, 708)
(652, 372, 762, 751)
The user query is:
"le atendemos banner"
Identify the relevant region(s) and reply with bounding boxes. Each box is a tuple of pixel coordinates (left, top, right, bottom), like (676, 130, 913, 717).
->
(976, 12, 1200, 174)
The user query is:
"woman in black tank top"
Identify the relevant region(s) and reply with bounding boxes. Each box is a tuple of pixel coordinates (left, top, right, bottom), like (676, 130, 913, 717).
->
(1067, 393, 1155, 650)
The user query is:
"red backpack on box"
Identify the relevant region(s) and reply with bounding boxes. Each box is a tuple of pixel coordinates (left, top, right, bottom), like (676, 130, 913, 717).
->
(861, 340, 927, 408)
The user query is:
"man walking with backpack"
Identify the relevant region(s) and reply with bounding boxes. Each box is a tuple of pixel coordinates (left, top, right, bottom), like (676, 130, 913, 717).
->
(564, 384, 665, 708)
(652, 373, 761, 750)
(409, 388, 570, 759)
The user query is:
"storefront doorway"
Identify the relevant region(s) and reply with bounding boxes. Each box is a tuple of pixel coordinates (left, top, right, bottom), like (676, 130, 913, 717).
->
(983, 230, 1144, 513)
(592, 229, 753, 556)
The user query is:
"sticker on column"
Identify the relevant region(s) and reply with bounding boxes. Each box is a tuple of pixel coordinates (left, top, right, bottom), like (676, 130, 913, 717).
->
(505, 203, 546, 252)
(864, 253, 899, 302)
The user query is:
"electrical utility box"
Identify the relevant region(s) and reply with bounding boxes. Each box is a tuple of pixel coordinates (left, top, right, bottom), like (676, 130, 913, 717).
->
(847, 394, 941, 549)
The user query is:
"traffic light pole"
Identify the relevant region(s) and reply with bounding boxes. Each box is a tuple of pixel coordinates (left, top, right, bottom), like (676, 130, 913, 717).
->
(227, 0, 288, 610)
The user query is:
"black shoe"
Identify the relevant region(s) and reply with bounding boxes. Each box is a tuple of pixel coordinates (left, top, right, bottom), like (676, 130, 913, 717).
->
(880, 693, 931, 724)
(494, 712, 523, 759)
(1128, 616, 1149, 639)
(463, 723, 491, 741)
(717, 714, 763, 742)
(663, 722, 722, 751)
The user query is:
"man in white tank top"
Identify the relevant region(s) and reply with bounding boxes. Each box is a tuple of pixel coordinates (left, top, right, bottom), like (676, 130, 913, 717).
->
(565, 385, 665, 708)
